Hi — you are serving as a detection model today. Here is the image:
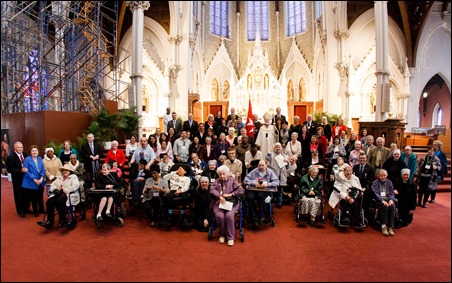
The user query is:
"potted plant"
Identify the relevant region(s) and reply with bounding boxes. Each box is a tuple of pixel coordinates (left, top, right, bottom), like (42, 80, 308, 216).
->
(118, 106, 141, 144)
(91, 108, 119, 150)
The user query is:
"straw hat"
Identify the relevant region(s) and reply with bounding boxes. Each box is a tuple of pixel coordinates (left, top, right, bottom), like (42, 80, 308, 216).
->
(59, 163, 75, 173)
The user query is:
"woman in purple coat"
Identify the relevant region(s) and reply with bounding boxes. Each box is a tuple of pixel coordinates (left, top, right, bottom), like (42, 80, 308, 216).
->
(210, 165, 243, 247)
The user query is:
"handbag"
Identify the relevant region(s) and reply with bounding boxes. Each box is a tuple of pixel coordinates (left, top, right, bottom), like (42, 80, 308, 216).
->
(225, 196, 238, 206)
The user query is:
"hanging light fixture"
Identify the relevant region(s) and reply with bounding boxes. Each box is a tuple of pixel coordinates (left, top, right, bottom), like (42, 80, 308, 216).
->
(423, 92, 428, 116)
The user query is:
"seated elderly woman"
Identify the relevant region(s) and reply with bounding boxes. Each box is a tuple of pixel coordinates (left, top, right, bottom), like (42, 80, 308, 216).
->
(94, 163, 123, 221)
(38, 163, 80, 228)
(298, 166, 323, 226)
(210, 165, 244, 246)
(328, 165, 364, 227)
(371, 169, 397, 236)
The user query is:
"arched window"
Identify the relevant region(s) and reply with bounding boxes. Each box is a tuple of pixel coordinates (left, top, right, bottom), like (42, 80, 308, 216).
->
(210, 1, 229, 37)
(246, 1, 269, 41)
(433, 103, 443, 127)
(286, 1, 306, 36)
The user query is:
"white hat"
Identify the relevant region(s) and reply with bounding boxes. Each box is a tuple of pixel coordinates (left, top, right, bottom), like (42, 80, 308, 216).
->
(401, 168, 410, 175)
(45, 147, 54, 154)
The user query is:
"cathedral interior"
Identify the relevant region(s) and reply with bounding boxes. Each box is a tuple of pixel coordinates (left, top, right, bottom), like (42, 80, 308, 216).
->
(1, 1, 450, 151)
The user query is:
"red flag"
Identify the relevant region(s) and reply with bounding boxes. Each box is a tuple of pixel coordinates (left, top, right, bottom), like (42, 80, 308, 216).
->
(246, 100, 255, 138)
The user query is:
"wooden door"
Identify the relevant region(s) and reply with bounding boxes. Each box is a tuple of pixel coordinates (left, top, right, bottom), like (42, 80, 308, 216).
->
(193, 101, 202, 123)
(294, 105, 307, 121)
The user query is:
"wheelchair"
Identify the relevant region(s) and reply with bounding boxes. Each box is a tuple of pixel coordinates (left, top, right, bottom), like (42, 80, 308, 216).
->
(294, 185, 326, 226)
(89, 187, 126, 229)
(159, 164, 198, 229)
(328, 187, 367, 229)
(243, 185, 276, 228)
(208, 197, 245, 242)
(38, 186, 86, 230)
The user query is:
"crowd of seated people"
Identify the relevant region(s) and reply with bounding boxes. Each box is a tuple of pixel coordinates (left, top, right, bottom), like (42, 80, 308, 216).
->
(10, 106, 446, 241)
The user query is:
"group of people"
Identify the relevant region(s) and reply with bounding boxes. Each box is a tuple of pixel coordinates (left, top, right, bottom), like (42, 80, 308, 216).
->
(5, 107, 448, 241)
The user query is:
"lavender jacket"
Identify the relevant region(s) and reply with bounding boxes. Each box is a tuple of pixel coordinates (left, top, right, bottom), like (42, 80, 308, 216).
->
(209, 176, 244, 209)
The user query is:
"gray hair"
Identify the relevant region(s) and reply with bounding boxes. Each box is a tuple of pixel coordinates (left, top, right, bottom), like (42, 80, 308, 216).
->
(216, 165, 230, 175)
(393, 149, 401, 155)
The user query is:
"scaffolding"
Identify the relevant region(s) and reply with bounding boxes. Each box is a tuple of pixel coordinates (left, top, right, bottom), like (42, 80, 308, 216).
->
(1, 1, 126, 114)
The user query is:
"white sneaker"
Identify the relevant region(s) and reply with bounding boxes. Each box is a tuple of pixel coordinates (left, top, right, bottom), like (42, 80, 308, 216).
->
(227, 240, 234, 246)
(218, 237, 225, 244)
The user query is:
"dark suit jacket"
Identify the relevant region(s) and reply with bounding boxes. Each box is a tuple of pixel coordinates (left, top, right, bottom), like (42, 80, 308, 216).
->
(193, 130, 207, 145)
(183, 120, 199, 136)
(167, 119, 182, 137)
(80, 142, 103, 172)
(353, 163, 375, 189)
(303, 120, 317, 135)
(271, 114, 287, 124)
(6, 152, 27, 188)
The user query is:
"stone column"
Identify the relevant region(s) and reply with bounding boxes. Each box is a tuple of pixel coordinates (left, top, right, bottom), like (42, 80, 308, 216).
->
(127, 1, 150, 138)
(374, 1, 390, 121)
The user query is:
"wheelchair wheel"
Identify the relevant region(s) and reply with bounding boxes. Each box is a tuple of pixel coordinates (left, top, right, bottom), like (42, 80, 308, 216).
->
(207, 227, 213, 241)
(95, 220, 102, 229)
(332, 217, 339, 227)
(120, 202, 127, 218)
(80, 210, 86, 221)
(116, 217, 124, 227)
(67, 220, 76, 230)
(239, 228, 245, 242)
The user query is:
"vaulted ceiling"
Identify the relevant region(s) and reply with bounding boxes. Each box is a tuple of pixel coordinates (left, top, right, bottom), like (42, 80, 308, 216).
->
(115, 1, 451, 68)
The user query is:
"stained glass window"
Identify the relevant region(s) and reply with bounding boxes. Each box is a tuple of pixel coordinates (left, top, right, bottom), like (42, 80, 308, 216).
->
(286, 1, 306, 37)
(210, 1, 229, 37)
(246, 1, 269, 41)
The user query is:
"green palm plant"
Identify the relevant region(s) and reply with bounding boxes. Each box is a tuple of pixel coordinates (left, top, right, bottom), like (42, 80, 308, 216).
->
(91, 108, 119, 144)
(117, 106, 141, 139)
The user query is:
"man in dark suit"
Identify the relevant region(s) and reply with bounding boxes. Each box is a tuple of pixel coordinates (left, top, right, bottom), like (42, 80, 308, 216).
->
(167, 112, 182, 137)
(6, 141, 27, 217)
(80, 133, 103, 189)
(303, 114, 317, 136)
(271, 107, 287, 124)
(183, 113, 199, 139)
(193, 123, 207, 145)
(226, 107, 236, 124)
(352, 152, 375, 212)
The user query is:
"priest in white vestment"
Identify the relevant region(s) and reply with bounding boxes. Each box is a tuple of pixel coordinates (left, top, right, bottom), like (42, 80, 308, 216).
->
(255, 113, 276, 157)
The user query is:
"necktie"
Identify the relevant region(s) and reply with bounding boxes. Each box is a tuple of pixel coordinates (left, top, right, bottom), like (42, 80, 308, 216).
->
(360, 165, 364, 174)
(90, 143, 94, 154)
(20, 154, 24, 163)
(376, 149, 382, 167)
(189, 120, 192, 127)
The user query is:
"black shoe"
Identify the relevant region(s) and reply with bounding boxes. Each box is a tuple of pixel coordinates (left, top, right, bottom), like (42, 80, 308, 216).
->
(58, 222, 67, 227)
(277, 204, 282, 209)
(417, 202, 421, 207)
(106, 212, 113, 218)
(422, 204, 428, 208)
(33, 212, 39, 217)
(19, 212, 25, 218)
(428, 199, 435, 203)
(309, 220, 315, 226)
(38, 220, 53, 229)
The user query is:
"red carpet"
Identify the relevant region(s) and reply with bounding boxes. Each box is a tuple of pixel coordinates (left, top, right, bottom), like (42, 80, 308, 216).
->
(1, 178, 450, 282)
